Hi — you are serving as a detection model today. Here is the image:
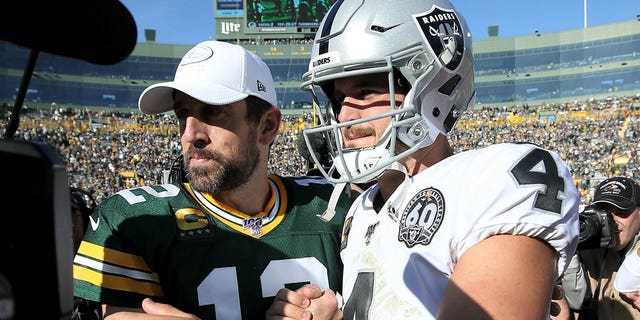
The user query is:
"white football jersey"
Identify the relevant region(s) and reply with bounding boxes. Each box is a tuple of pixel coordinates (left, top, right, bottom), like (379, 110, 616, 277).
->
(339, 143, 580, 319)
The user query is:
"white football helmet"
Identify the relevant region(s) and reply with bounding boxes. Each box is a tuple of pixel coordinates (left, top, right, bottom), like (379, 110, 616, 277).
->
(301, 0, 475, 184)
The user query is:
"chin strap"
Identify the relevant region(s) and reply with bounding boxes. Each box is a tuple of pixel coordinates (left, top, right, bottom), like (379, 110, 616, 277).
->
(317, 181, 350, 222)
(387, 161, 407, 173)
(319, 162, 410, 222)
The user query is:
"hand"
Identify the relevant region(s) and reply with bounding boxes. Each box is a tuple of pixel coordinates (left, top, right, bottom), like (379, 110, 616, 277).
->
(266, 284, 342, 320)
(620, 291, 640, 311)
(266, 286, 314, 320)
(104, 298, 200, 319)
(141, 298, 200, 319)
(550, 284, 572, 320)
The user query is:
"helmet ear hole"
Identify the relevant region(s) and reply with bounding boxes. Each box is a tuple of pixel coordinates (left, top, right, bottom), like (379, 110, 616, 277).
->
(393, 69, 411, 94)
(438, 74, 461, 96)
(443, 107, 459, 132)
(438, 74, 464, 132)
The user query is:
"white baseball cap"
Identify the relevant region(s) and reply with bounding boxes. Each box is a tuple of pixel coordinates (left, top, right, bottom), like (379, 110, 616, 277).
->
(139, 40, 278, 114)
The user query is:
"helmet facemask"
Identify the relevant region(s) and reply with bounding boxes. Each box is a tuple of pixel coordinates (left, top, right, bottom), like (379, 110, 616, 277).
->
(302, 60, 425, 184)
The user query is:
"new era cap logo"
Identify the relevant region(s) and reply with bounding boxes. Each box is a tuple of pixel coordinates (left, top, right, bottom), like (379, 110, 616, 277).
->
(257, 80, 267, 92)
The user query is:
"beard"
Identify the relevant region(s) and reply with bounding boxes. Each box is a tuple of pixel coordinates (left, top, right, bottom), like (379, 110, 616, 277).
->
(183, 134, 260, 194)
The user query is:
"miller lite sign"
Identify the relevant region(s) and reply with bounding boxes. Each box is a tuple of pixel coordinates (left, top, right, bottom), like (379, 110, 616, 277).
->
(220, 21, 240, 35)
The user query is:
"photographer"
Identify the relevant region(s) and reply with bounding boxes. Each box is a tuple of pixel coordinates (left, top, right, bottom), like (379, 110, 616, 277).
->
(562, 176, 640, 320)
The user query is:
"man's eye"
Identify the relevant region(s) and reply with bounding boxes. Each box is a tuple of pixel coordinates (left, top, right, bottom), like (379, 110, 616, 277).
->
(204, 107, 224, 118)
(361, 89, 382, 99)
(206, 107, 222, 115)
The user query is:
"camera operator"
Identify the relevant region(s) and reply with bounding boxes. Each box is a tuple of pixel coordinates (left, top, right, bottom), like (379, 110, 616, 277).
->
(562, 176, 640, 320)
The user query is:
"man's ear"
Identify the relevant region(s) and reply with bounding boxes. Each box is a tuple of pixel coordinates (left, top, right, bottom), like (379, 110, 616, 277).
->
(259, 106, 282, 145)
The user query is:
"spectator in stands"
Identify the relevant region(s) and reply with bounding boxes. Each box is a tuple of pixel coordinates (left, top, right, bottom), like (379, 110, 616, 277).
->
(11, 93, 640, 206)
(72, 40, 350, 319)
(563, 176, 640, 319)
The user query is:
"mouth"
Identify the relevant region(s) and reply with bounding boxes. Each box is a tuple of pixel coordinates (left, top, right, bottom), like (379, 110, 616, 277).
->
(189, 157, 209, 165)
(343, 127, 376, 148)
(187, 150, 215, 166)
(344, 136, 376, 149)
(346, 132, 370, 140)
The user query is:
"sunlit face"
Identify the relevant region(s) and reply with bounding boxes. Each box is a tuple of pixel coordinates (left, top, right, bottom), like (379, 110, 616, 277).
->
(174, 91, 260, 194)
(608, 205, 640, 251)
(333, 73, 406, 149)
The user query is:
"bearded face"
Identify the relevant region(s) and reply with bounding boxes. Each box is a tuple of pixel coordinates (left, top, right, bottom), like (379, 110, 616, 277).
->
(184, 128, 260, 194)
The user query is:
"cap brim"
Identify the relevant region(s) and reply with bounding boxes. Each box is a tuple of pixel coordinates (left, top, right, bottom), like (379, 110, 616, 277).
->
(592, 196, 636, 211)
(138, 81, 250, 115)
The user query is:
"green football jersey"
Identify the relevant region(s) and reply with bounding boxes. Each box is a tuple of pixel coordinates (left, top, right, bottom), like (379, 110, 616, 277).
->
(73, 175, 350, 319)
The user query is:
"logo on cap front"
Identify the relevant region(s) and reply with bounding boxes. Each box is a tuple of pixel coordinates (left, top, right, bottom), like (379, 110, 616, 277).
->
(181, 45, 214, 66)
(599, 180, 627, 196)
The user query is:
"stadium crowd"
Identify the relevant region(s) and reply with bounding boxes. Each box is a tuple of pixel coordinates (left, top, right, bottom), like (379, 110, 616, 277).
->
(3, 94, 639, 205)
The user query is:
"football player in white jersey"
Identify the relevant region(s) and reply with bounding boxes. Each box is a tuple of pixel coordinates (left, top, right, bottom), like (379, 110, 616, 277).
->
(266, 0, 580, 319)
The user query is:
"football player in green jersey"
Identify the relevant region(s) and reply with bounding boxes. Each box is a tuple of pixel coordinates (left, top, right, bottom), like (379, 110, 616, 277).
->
(72, 40, 350, 320)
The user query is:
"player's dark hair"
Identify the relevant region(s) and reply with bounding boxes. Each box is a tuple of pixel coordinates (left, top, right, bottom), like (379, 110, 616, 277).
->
(245, 95, 273, 124)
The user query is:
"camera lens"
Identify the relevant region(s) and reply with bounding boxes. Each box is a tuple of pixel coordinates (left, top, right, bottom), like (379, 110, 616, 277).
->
(579, 218, 598, 243)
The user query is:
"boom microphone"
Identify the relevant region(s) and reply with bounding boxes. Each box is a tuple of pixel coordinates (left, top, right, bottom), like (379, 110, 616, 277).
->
(0, 0, 137, 65)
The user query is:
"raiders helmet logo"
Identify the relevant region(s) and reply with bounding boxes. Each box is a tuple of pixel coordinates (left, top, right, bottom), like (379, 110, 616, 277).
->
(413, 6, 465, 71)
(398, 187, 444, 247)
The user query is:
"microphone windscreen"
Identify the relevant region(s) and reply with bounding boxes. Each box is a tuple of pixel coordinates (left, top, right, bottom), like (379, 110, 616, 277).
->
(0, 0, 137, 65)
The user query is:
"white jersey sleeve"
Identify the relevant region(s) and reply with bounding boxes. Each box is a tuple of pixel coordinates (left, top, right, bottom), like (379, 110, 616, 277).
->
(446, 143, 579, 275)
(339, 142, 580, 320)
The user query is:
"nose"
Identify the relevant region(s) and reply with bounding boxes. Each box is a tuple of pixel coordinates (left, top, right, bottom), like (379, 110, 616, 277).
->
(336, 97, 362, 123)
(181, 116, 210, 145)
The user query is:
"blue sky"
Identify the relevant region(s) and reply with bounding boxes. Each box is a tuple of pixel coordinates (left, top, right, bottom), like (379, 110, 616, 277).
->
(120, 0, 640, 45)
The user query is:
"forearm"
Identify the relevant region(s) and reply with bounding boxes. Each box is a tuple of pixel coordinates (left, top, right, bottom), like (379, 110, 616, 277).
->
(561, 253, 588, 310)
